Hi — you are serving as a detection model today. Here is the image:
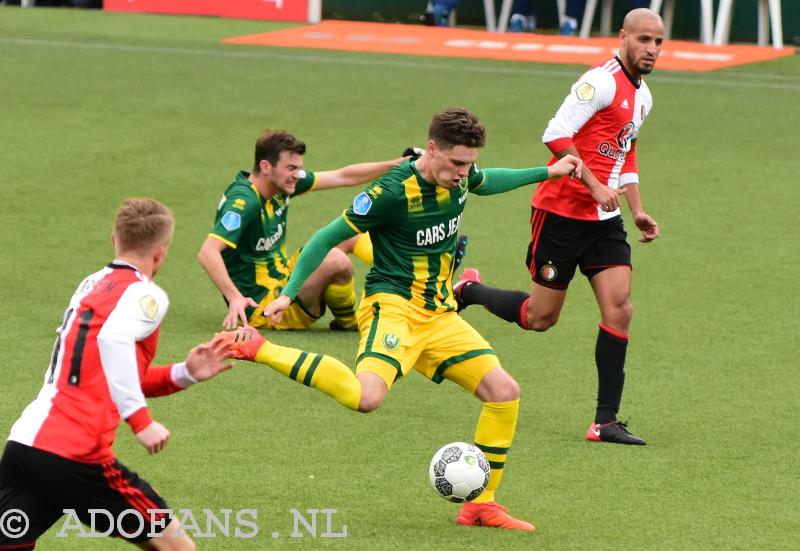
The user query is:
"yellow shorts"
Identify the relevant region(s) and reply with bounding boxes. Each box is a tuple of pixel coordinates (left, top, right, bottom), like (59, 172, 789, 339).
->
(247, 251, 321, 330)
(355, 293, 499, 394)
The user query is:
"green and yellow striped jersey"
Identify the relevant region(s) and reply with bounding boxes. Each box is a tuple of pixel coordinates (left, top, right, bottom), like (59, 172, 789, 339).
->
(209, 170, 316, 305)
(342, 159, 484, 313)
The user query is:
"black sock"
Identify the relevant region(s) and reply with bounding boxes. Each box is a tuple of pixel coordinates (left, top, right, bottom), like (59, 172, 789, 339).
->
(594, 324, 629, 424)
(461, 283, 529, 327)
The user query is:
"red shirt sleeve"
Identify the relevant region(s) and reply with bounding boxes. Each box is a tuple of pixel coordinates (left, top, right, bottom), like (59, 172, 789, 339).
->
(141, 364, 183, 397)
(125, 407, 153, 434)
(545, 137, 575, 155)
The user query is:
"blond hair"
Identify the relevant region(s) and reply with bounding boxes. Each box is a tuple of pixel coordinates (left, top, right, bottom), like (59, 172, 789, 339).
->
(113, 198, 174, 252)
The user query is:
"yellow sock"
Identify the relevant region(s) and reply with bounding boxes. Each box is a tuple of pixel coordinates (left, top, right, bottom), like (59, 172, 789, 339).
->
(351, 233, 373, 265)
(254, 342, 361, 410)
(472, 399, 519, 504)
(323, 279, 358, 330)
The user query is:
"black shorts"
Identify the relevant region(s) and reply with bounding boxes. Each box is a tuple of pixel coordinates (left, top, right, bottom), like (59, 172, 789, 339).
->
(526, 208, 631, 289)
(0, 441, 171, 549)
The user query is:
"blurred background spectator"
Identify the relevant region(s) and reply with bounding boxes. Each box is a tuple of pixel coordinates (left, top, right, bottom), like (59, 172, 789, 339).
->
(560, 0, 651, 35)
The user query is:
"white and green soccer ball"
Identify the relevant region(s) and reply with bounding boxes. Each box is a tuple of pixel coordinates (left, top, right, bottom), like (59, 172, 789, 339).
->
(428, 442, 490, 503)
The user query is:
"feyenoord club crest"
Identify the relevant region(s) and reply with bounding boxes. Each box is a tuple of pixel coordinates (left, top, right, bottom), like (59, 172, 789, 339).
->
(540, 262, 558, 282)
(383, 333, 400, 351)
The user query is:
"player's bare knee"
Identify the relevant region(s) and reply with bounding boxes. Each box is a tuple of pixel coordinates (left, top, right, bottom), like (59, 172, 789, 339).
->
(170, 536, 196, 551)
(357, 383, 384, 413)
(356, 372, 388, 412)
(326, 249, 354, 284)
(608, 300, 633, 327)
(602, 301, 632, 333)
(336, 234, 359, 255)
(357, 394, 382, 413)
(528, 312, 558, 332)
(529, 317, 556, 332)
(502, 377, 521, 401)
(143, 534, 195, 551)
(621, 300, 633, 323)
(142, 519, 194, 551)
(483, 373, 520, 402)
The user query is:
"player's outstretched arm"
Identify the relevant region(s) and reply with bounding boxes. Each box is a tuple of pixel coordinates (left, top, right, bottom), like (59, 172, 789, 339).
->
(466, 155, 579, 197)
(184, 333, 235, 382)
(313, 157, 405, 190)
(265, 217, 358, 324)
(547, 154, 582, 180)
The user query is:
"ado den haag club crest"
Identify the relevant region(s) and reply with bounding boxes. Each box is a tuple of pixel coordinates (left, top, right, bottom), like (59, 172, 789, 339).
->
(383, 333, 400, 351)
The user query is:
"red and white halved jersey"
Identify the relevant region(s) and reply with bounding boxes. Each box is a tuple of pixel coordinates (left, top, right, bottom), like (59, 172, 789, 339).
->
(536, 56, 653, 221)
(8, 262, 183, 464)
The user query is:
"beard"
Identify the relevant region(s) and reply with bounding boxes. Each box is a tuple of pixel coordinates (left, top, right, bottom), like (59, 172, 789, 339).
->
(269, 176, 296, 194)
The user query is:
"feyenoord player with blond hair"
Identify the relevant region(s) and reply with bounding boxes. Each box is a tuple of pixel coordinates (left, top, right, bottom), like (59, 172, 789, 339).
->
(0, 199, 233, 550)
(222, 108, 581, 530)
(456, 8, 664, 445)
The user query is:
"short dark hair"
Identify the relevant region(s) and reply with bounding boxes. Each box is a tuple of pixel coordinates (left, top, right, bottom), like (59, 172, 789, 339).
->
(114, 198, 174, 252)
(253, 130, 306, 172)
(428, 108, 486, 149)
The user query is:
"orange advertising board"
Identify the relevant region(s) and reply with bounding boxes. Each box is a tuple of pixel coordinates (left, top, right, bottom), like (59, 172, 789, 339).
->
(104, 0, 311, 22)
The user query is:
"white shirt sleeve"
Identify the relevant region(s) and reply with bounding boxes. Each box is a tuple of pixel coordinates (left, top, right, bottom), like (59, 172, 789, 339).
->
(542, 67, 617, 143)
(97, 281, 169, 420)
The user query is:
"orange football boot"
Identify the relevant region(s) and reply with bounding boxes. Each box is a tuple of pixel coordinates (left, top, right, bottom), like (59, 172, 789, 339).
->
(456, 501, 536, 531)
(217, 326, 266, 361)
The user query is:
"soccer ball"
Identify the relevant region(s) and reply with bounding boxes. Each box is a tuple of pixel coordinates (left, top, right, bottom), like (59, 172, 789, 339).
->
(428, 442, 490, 503)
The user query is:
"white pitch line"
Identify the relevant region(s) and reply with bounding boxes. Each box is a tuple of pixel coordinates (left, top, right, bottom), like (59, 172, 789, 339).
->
(1, 37, 798, 92)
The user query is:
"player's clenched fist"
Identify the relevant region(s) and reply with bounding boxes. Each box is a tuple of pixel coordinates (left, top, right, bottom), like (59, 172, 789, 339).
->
(264, 294, 292, 325)
(135, 421, 171, 454)
(547, 154, 583, 180)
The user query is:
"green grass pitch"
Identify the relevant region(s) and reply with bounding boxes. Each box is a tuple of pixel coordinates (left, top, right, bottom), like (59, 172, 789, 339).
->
(1, 6, 798, 550)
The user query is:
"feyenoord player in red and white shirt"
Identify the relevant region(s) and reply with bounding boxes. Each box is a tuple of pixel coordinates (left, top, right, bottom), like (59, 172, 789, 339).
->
(0, 199, 233, 550)
(456, 9, 663, 445)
